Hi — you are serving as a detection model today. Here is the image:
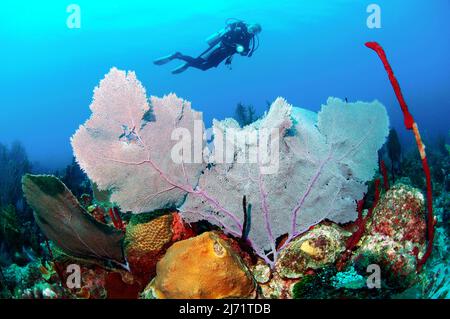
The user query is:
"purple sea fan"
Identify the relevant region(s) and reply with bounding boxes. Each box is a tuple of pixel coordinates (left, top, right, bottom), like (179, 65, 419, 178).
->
(181, 97, 389, 266)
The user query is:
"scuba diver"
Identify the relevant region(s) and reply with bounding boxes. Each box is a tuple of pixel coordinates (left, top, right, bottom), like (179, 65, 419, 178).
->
(153, 19, 262, 74)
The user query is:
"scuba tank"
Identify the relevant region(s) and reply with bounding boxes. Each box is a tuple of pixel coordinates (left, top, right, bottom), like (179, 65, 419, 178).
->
(205, 19, 242, 46)
(205, 28, 227, 46)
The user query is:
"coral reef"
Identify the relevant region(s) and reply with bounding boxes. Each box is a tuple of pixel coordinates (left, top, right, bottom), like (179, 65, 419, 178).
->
(354, 184, 427, 289)
(258, 271, 298, 299)
(8, 144, 446, 299)
(7, 47, 446, 299)
(146, 231, 256, 299)
(331, 266, 366, 290)
(0, 257, 73, 299)
(393, 180, 450, 299)
(275, 224, 349, 279)
(256, 181, 435, 299)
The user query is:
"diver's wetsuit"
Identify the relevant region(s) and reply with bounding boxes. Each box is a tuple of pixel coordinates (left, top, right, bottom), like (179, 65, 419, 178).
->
(173, 47, 231, 70)
(153, 21, 255, 74)
(170, 22, 255, 72)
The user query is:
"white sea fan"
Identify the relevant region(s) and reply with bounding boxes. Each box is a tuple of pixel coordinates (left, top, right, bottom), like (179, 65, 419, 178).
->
(181, 97, 389, 262)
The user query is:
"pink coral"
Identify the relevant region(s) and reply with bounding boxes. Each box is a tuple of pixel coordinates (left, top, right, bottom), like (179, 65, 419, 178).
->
(71, 68, 205, 214)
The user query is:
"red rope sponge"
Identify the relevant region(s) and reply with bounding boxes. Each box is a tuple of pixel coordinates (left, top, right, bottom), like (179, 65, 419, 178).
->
(365, 42, 415, 130)
(365, 41, 435, 271)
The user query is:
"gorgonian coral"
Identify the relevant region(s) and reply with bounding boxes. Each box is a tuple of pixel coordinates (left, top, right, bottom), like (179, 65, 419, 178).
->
(72, 68, 205, 213)
(71, 68, 389, 266)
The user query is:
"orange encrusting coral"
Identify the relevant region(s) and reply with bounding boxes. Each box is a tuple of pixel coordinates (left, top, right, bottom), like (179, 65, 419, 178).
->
(150, 231, 256, 299)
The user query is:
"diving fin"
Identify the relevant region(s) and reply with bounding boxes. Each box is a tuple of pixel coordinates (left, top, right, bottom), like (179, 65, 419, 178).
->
(153, 52, 179, 65)
(171, 63, 189, 74)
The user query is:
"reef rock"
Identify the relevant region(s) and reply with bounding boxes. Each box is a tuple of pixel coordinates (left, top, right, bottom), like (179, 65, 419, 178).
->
(20, 282, 70, 299)
(252, 260, 272, 284)
(354, 183, 427, 288)
(146, 231, 256, 299)
(258, 271, 300, 299)
(275, 224, 349, 279)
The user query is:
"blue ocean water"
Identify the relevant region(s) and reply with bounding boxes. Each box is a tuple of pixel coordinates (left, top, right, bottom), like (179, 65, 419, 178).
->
(0, 0, 449, 169)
